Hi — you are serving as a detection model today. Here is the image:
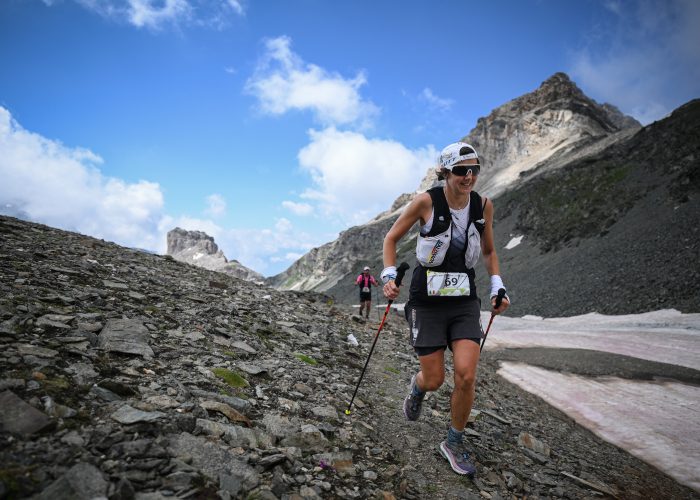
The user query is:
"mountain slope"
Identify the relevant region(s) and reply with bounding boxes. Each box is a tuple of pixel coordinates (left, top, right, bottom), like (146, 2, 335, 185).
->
(491, 98, 700, 316)
(1, 214, 698, 499)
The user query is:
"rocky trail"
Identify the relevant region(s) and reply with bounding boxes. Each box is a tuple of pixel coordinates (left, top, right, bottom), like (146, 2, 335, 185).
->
(1, 214, 698, 500)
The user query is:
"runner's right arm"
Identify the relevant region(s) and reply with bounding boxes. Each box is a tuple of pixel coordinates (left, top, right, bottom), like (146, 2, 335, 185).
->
(382, 192, 432, 300)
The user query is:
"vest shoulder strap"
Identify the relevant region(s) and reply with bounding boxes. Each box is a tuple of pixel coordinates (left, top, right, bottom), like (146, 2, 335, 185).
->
(469, 191, 486, 235)
(424, 186, 451, 237)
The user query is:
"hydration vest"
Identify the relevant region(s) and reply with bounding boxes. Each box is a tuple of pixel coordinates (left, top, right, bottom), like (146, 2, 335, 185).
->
(409, 187, 486, 303)
(357, 274, 373, 291)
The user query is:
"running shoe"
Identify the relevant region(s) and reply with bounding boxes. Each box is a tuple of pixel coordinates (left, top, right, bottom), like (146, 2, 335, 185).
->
(403, 374, 424, 421)
(439, 439, 477, 476)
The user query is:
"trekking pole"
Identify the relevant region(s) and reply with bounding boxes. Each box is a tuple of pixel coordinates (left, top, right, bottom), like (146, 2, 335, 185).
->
(374, 280, 381, 322)
(480, 288, 506, 353)
(345, 262, 410, 415)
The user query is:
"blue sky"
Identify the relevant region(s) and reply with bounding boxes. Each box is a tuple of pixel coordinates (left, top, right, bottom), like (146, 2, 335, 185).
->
(1, 0, 698, 276)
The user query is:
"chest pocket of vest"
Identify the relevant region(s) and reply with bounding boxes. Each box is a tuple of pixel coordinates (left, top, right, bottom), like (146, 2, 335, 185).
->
(464, 218, 485, 269)
(416, 228, 451, 267)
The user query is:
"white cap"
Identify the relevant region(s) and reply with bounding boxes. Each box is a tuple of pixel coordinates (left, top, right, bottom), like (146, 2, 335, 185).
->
(437, 142, 479, 170)
(363, 266, 370, 271)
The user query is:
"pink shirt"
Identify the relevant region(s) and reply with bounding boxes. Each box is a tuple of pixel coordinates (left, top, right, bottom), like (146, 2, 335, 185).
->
(356, 274, 377, 288)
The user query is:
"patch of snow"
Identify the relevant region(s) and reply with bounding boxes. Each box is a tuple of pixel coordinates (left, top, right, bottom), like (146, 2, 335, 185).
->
(481, 309, 700, 370)
(498, 362, 700, 493)
(192, 252, 205, 261)
(504, 235, 523, 249)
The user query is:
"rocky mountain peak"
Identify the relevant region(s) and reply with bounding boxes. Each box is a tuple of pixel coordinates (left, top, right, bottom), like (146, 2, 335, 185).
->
(512, 72, 585, 110)
(446, 72, 642, 198)
(167, 227, 222, 258)
(166, 227, 263, 283)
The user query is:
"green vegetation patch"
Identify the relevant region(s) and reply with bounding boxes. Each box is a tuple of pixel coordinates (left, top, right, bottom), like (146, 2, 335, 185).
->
(384, 366, 400, 375)
(212, 368, 249, 388)
(41, 376, 70, 391)
(294, 353, 318, 365)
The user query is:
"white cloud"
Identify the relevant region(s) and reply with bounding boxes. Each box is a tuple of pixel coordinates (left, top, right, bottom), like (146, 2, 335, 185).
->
(0, 106, 323, 276)
(224, 0, 243, 15)
(298, 127, 437, 225)
(420, 88, 454, 112)
(205, 193, 227, 217)
(72, 0, 244, 30)
(570, 0, 700, 124)
(0, 106, 166, 252)
(282, 200, 313, 216)
(127, 0, 191, 29)
(245, 36, 379, 128)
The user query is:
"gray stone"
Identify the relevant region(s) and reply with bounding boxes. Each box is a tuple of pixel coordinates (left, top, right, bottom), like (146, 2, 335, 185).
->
(0, 390, 53, 435)
(311, 405, 338, 420)
(168, 433, 259, 491)
(281, 424, 329, 451)
(111, 404, 165, 424)
(103, 280, 129, 289)
(60, 430, 85, 447)
(68, 363, 99, 385)
(98, 318, 154, 357)
(34, 462, 107, 500)
(236, 361, 267, 375)
(0, 378, 25, 390)
(17, 344, 59, 358)
(518, 431, 551, 457)
(90, 384, 122, 402)
(262, 413, 295, 440)
(231, 340, 257, 354)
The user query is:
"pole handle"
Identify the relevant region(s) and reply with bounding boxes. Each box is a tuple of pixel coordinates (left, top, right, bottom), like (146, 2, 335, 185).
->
(495, 288, 506, 308)
(394, 262, 410, 287)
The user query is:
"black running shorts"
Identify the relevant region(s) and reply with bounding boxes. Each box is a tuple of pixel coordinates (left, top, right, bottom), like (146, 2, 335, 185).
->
(404, 300, 482, 356)
(359, 292, 372, 301)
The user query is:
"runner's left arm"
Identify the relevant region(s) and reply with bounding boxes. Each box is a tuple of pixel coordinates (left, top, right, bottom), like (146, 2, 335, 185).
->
(481, 199, 510, 314)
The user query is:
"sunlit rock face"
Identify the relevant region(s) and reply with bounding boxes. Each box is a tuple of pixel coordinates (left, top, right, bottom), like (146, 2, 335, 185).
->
(167, 228, 263, 282)
(418, 72, 641, 197)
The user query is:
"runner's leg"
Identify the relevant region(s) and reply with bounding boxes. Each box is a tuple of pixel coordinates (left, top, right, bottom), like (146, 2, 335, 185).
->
(450, 339, 480, 430)
(416, 348, 446, 391)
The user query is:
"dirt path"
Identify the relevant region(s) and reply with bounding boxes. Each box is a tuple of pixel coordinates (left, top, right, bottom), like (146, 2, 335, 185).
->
(345, 309, 700, 500)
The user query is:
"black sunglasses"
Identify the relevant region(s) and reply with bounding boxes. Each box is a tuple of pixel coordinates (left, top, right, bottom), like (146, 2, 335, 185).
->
(451, 164, 480, 176)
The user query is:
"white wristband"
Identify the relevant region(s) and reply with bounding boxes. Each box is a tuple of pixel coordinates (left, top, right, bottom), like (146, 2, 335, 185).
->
(490, 274, 505, 298)
(381, 266, 397, 284)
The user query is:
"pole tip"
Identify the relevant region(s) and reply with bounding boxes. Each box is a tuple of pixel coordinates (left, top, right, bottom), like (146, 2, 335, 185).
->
(344, 409, 351, 415)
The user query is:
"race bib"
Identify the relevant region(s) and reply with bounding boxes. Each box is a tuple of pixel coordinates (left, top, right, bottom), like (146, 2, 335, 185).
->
(426, 271, 470, 297)
(362, 286, 370, 293)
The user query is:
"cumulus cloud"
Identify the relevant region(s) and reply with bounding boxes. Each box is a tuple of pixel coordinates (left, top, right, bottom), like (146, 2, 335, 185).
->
(205, 193, 227, 217)
(570, 0, 700, 124)
(0, 106, 166, 251)
(282, 200, 313, 216)
(298, 127, 437, 225)
(0, 106, 323, 275)
(71, 0, 244, 30)
(245, 36, 379, 128)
